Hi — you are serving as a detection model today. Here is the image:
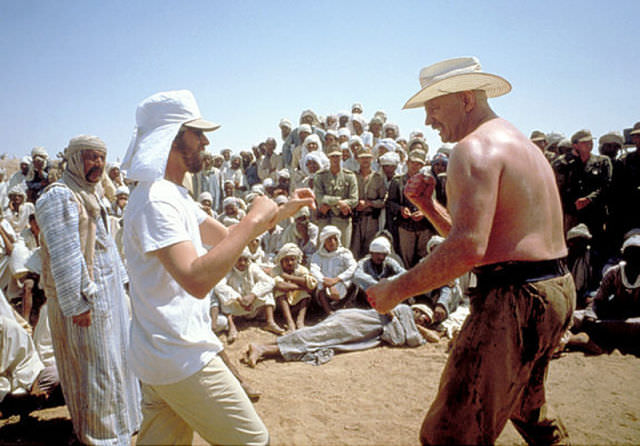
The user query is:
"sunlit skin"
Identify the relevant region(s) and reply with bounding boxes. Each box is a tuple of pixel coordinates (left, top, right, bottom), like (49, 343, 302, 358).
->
(223, 182, 234, 197)
(224, 203, 238, 217)
(82, 149, 106, 183)
(325, 134, 337, 146)
(370, 123, 381, 137)
(235, 256, 250, 272)
(338, 135, 349, 144)
(323, 235, 339, 253)
(281, 255, 297, 274)
(109, 166, 121, 181)
(350, 143, 362, 158)
(231, 157, 242, 170)
(342, 149, 350, 161)
(326, 116, 337, 128)
(9, 193, 24, 211)
(248, 238, 260, 254)
(280, 126, 291, 140)
(115, 194, 128, 211)
(306, 142, 318, 152)
(384, 128, 396, 139)
(174, 128, 209, 174)
(339, 116, 349, 128)
(352, 121, 363, 135)
(573, 140, 593, 163)
(32, 156, 46, 173)
(370, 252, 386, 266)
(302, 115, 314, 125)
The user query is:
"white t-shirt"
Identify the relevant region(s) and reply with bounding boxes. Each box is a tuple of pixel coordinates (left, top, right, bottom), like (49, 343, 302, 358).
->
(124, 179, 223, 385)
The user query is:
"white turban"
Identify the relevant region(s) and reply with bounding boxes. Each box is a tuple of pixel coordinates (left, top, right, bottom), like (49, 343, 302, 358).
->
(198, 191, 213, 203)
(275, 195, 289, 205)
(337, 128, 351, 138)
(20, 156, 32, 165)
(8, 184, 26, 198)
(275, 242, 303, 265)
(319, 225, 342, 248)
(31, 146, 48, 159)
(298, 124, 312, 134)
(379, 152, 400, 166)
(303, 134, 321, 150)
(349, 135, 364, 148)
(279, 118, 293, 129)
(121, 89, 219, 183)
(223, 196, 238, 209)
(369, 237, 391, 254)
(277, 169, 290, 180)
(263, 178, 274, 188)
(115, 186, 130, 197)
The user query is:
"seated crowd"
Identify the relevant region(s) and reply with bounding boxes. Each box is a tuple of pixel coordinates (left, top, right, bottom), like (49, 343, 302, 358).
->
(1, 107, 639, 412)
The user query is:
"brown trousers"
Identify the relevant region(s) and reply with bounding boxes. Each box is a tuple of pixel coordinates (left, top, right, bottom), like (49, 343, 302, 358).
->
(421, 273, 576, 445)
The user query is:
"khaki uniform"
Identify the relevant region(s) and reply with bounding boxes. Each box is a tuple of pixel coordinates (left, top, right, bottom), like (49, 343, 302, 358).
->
(351, 170, 386, 259)
(313, 168, 358, 248)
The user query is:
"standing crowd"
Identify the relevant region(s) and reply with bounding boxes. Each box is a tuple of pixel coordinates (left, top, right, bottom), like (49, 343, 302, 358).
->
(0, 64, 639, 445)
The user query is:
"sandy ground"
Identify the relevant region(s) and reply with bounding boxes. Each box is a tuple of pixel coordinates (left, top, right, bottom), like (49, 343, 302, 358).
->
(1, 323, 640, 445)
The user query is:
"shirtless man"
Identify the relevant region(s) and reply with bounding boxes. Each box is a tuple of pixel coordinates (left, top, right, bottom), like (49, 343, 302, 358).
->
(366, 57, 575, 445)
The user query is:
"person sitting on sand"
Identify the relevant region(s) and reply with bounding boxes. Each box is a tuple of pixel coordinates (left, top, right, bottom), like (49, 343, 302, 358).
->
(352, 236, 406, 293)
(566, 231, 640, 355)
(272, 243, 318, 332)
(245, 303, 428, 367)
(214, 247, 284, 343)
(310, 225, 357, 315)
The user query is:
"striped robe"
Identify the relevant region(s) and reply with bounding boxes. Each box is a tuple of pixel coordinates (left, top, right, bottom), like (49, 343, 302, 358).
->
(36, 184, 141, 445)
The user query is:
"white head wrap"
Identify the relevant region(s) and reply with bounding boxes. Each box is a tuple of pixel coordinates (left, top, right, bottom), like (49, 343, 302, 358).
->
(303, 134, 321, 150)
(8, 184, 27, 198)
(20, 156, 32, 165)
(279, 118, 293, 129)
(223, 196, 238, 209)
(31, 146, 48, 159)
(275, 242, 303, 265)
(198, 191, 213, 203)
(298, 123, 312, 135)
(251, 184, 265, 195)
(277, 169, 290, 180)
(274, 195, 289, 205)
(263, 178, 274, 188)
(115, 185, 130, 197)
(337, 128, 351, 138)
(121, 90, 219, 182)
(349, 135, 364, 148)
(319, 225, 342, 248)
(302, 151, 329, 176)
(63, 135, 108, 218)
(383, 122, 400, 136)
(379, 152, 400, 167)
(369, 236, 391, 254)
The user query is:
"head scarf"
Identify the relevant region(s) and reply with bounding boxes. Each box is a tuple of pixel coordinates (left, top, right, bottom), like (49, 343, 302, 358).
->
(299, 109, 319, 126)
(121, 89, 218, 183)
(298, 123, 312, 135)
(8, 184, 27, 199)
(369, 236, 391, 254)
(337, 128, 351, 138)
(302, 151, 329, 176)
(318, 225, 342, 252)
(62, 135, 108, 218)
(379, 152, 400, 167)
(115, 185, 130, 197)
(275, 242, 303, 265)
(279, 118, 293, 129)
(198, 191, 213, 203)
(274, 195, 289, 205)
(31, 146, 48, 160)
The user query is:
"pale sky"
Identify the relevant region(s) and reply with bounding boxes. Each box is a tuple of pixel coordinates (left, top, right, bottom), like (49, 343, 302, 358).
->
(1, 0, 638, 163)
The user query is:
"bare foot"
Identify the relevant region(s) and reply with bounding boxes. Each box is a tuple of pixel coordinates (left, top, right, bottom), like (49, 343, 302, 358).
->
(246, 343, 264, 368)
(264, 322, 285, 335)
(228, 326, 238, 344)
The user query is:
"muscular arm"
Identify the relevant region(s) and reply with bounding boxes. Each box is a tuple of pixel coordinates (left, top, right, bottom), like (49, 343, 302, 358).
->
(368, 141, 500, 313)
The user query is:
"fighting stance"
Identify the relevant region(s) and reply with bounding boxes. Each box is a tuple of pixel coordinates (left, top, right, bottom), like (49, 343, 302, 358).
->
(367, 57, 575, 445)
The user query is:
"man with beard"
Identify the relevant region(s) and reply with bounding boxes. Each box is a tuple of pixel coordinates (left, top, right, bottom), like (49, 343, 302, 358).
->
(367, 57, 573, 445)
(121, 90, 314, 445)
(36, 135, 141, 445)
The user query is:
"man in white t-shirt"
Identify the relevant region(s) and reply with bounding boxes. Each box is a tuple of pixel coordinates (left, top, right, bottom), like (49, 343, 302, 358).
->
(122, 90, 314, 445)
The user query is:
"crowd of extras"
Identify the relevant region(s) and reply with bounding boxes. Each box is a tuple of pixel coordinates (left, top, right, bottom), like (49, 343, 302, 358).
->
(0, 106, 639, 409)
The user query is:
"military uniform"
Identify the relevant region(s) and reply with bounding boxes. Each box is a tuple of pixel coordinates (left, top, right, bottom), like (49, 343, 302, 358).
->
(552, 152, 612, 236)
(313, 168, 358, 248)
(351, 170, 387, 259)
(609, 150, 640, 245)
(386, 173, 435, 268)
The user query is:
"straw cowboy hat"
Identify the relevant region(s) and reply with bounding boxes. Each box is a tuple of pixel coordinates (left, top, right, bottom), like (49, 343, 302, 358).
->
(403, 56, 511, 109)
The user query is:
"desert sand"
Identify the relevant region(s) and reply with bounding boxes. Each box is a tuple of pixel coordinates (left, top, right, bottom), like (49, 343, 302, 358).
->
(1, 322, 640, 445)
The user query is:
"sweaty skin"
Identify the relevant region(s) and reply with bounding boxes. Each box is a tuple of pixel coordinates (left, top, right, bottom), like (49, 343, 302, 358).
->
(367, 92, 567, 314)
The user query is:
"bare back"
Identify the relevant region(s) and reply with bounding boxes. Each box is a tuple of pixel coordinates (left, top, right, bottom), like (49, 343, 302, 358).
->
(447, 118, 567, 266)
